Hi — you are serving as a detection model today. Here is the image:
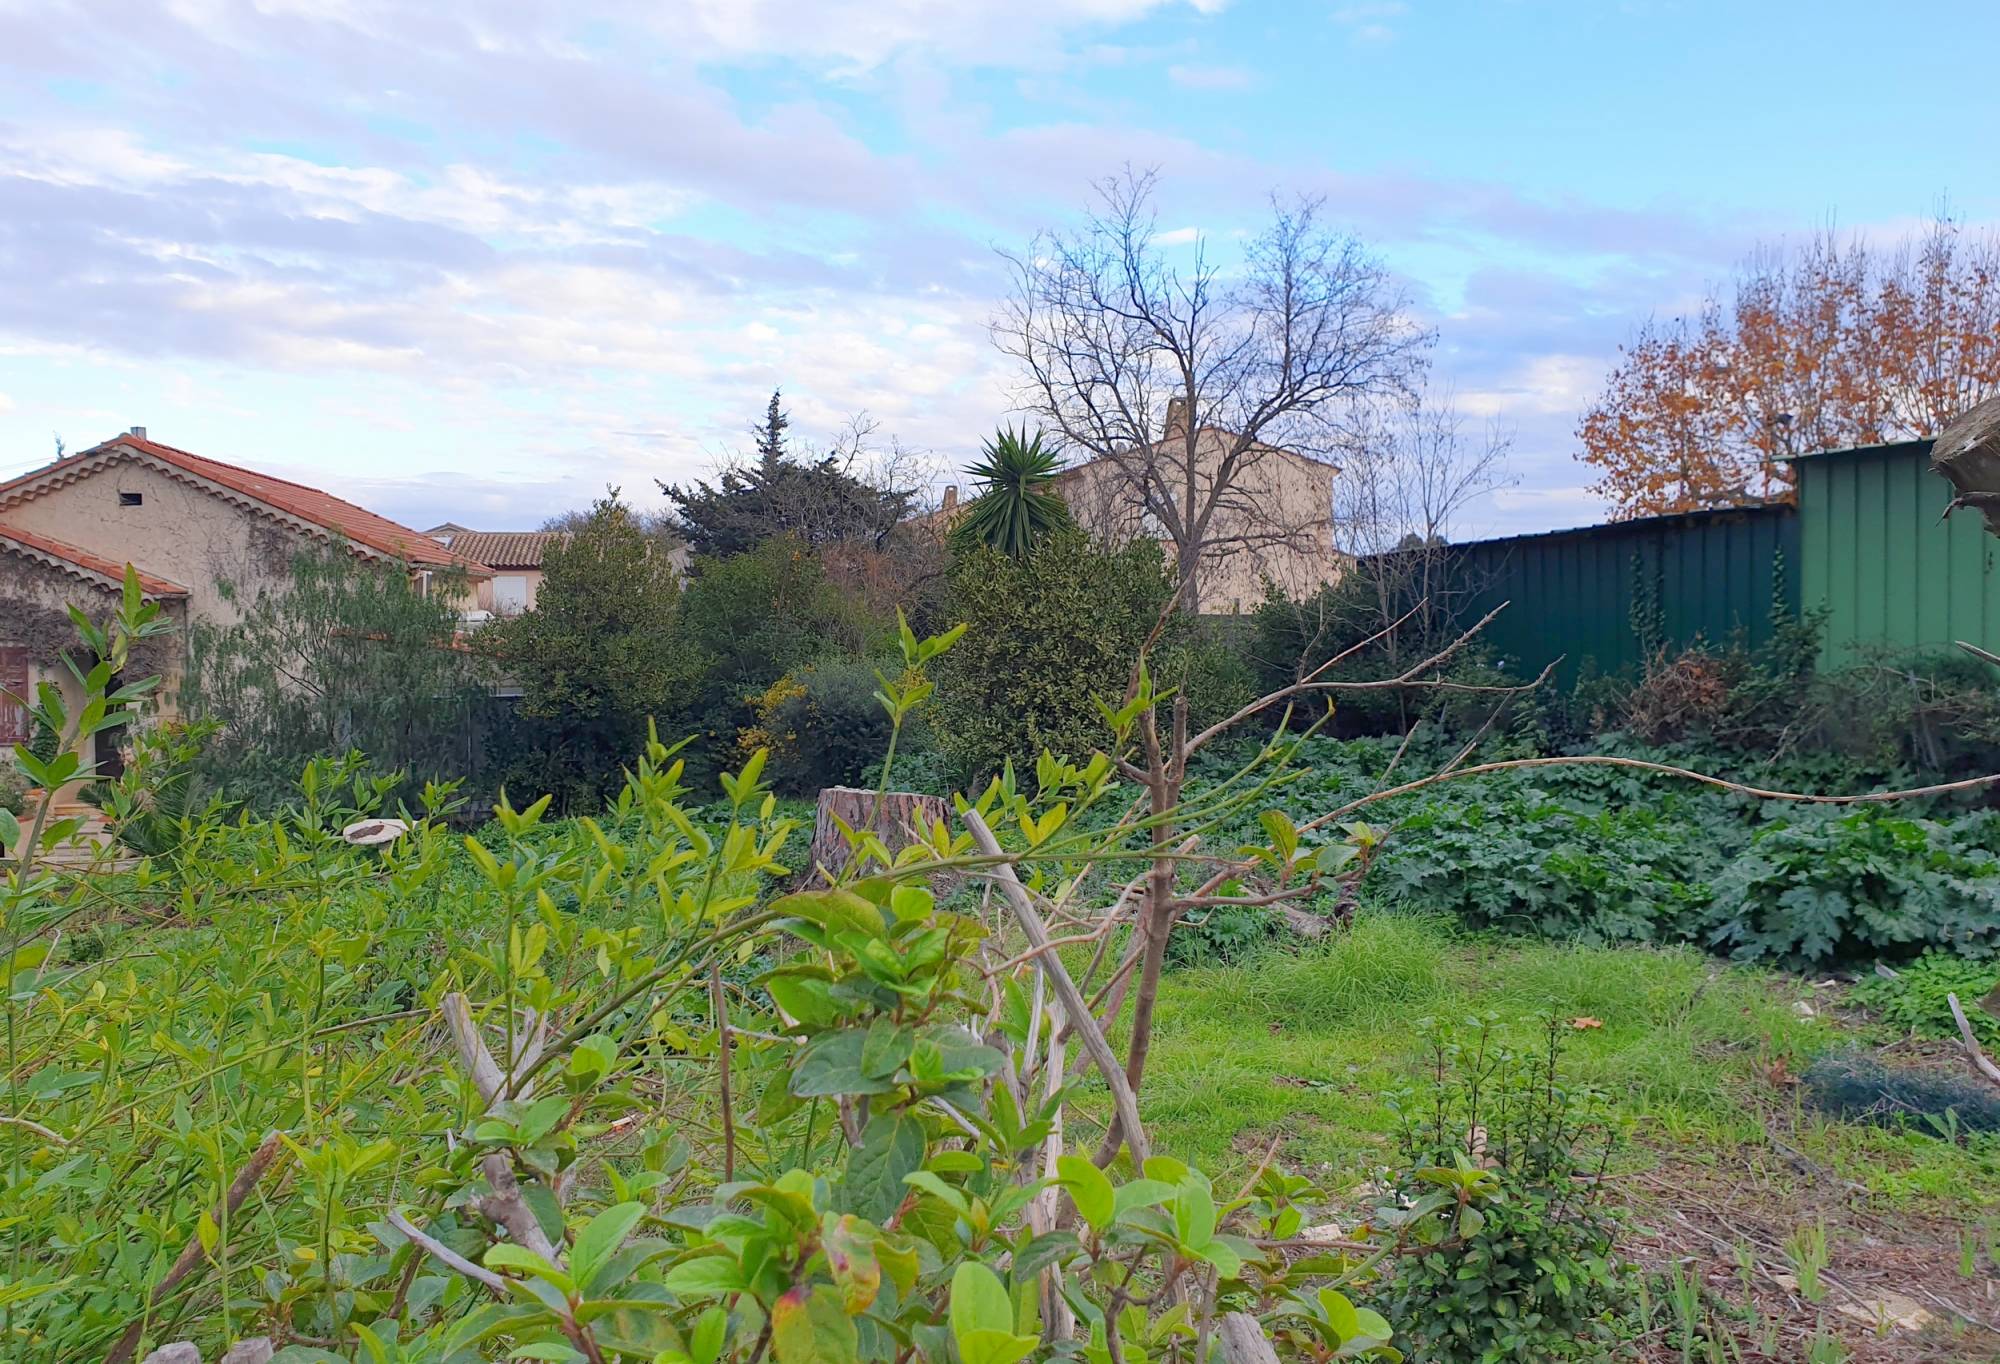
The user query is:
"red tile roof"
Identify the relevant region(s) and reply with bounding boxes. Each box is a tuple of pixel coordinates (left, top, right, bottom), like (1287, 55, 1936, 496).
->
(0, 435, 491, 574)
(0, 523, 189, 597)
(434, 529, 561, 568)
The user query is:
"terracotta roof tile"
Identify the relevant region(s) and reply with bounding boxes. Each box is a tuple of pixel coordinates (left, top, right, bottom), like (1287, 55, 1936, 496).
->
(0, 522, 189, 597)
(0, 436, 491, 574)
(438, 529, 561, 568)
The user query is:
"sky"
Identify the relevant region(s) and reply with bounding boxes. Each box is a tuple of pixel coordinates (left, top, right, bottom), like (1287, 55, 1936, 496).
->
(3, 0, 1998, 538)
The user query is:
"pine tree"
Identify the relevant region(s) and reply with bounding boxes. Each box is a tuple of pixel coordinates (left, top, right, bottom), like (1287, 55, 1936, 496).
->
(754, 389, 788, 469)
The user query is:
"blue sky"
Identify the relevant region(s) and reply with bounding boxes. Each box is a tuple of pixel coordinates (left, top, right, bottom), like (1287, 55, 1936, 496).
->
(2, 0, 1996, 536)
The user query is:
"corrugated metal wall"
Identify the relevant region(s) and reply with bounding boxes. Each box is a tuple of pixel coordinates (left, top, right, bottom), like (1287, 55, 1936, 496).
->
(1450, 505, 1801, 683)
(1794, 438, 2000, 662)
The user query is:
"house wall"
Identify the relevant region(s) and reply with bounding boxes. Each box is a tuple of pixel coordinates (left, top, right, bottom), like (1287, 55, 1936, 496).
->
(1058, 429, 1346, 614)
(0, 458, 296, 627)
(0, 551, 187, 797)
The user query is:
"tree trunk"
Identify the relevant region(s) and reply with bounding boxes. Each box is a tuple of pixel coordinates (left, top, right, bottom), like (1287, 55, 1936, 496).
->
(810, 786, 949, 884)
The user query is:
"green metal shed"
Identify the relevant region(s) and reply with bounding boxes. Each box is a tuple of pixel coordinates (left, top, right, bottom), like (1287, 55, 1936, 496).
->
(1791, 438, 2000, 662)
(1447, 504, 1800, 684)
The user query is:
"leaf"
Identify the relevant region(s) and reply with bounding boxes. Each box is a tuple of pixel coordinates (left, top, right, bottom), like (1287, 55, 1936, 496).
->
(769, 888, 886, 939)
(570, 1200, 645, 1294)
(1057, 1154, 1114, 1232)
(860, 1018, 914, 1080)
(950, 1261, 1014, 1341)
(772, 1283, 859, 1364)
(662, 1253, 744, 1298)
(1172, 1175, 1217, 1249)
(841, 1111, 925, 1223)
(822, 1214, 882, 1314)
(1111, 1177, 1177, 1220)
(792, 1028, 896, 1098)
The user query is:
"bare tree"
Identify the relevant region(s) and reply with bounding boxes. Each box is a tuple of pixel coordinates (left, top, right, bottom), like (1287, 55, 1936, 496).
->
(1328, 388, 1514, 670)
(993, 168, 1430, 612)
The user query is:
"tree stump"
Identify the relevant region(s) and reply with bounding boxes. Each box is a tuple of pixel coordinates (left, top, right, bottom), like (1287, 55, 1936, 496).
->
(810, 786, 949, 884)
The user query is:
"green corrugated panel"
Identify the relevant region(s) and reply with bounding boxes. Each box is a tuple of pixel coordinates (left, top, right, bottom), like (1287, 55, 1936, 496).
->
(1794, 439, 2000, 662)
(1444, 504, 1799, 685)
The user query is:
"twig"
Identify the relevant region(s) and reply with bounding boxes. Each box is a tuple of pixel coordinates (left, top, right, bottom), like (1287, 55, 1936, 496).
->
(386, 1209, 509, 1297)
(0, 1113, 68, 1145)
(1947, 992, 2000, 1087)
(963, 808, 1150, 1168)
(104, 1130, 287, 1364)
(711, 965, 736, 1181)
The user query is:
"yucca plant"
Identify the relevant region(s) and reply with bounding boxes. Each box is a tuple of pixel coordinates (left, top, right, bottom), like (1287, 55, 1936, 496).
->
(950, 425, 1074, 558)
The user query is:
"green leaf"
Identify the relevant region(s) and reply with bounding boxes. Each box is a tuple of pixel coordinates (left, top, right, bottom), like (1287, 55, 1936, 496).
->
(570, 1201, 645, 1294)
(662, 1254, 745, 1298)
(1057, 1155, 1114, 1232)
(1111, 1177, 1177, 1220)
(860, 1018, 914, 1080)
(1173, 1175, 1217, 1249)
(770, 888, 886, 939)
(793, 1028, 896, 1098)
(950, 1261, 1014, 1341)
(483, 1243, 574, 1295)
(841, 1111, 925, 1223)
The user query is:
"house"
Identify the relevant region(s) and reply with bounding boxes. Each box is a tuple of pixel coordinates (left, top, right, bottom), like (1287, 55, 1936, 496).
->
(935, 401, 1348, 614)
(424, 526, 560, 616)
(0, 428, 492, 782)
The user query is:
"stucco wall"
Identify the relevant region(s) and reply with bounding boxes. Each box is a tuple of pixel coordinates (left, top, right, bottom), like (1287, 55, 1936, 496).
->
(0, 550, 187, 795)
(1, 457, 296, 627)
(1059, 429, 1347, 614)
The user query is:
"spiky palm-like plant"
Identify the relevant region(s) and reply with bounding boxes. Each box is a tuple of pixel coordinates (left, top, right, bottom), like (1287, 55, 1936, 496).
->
(951, 426, 1074, 558)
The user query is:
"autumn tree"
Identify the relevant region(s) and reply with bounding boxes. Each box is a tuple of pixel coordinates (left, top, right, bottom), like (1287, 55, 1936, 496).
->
(1580, 215, 2000, 519)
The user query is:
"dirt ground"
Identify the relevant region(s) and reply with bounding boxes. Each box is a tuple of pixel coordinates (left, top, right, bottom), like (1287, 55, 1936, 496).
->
(1619, 1120, 2000, 1362)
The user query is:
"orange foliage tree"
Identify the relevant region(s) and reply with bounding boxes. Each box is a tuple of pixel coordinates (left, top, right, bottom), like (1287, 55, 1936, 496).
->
(1580, 216, 2000, 519)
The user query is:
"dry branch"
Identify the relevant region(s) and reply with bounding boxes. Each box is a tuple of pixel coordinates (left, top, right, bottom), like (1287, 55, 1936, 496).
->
(105, 1131, 287, 1364)
(962, 808, 1150, 1167)
(1947, 992, 2000, 1087)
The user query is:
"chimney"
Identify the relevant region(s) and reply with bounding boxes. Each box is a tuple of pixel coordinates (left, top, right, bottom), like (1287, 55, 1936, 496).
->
(942, 485, 959, 514)
(128, 425, 147, 440)
(1163, 398, 1190, 441)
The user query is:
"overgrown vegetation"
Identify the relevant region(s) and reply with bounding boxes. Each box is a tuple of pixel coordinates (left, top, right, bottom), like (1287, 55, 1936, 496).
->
(184, 541, 490, 807)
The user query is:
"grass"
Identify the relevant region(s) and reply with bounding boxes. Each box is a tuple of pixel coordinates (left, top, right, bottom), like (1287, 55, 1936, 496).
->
(1132, 913, 1997, 1210)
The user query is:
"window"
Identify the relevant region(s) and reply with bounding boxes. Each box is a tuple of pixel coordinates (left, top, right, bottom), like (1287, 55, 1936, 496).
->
(119, 491, 143, 507)
(493, 575, 529, 614)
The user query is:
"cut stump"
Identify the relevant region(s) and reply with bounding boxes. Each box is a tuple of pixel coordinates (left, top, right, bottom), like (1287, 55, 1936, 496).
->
(810, 786, 949, 884)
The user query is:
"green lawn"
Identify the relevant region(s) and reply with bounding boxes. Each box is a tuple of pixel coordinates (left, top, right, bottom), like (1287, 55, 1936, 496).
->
(1110, 915, 2000, 1359)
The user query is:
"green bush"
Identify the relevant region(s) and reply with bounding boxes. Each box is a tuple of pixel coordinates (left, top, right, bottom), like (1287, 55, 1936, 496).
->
(1705, 807, 2000, 966)
(1375, 1017, 1634, 1364)
(1849, 950, 2000, 1047)
(741, 655, 897, 794)
(482, 495, 690, 811)
(675, 536, 888, 777)
(932, 531, 1175, 780)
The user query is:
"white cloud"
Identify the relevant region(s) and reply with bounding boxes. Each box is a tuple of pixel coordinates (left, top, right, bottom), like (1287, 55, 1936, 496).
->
(1166, 63, 1257, 91)
(1457, 354, 1601, 419)
(1332, 0, 1405, 43)
(0, 392, 13, 413)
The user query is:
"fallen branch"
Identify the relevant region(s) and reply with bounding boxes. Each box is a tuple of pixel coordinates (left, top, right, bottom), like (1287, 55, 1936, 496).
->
(386, 1209, 509, 1297)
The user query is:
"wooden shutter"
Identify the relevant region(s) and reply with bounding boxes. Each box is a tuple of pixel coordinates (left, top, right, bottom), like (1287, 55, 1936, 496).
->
(0, 647, 29, 746)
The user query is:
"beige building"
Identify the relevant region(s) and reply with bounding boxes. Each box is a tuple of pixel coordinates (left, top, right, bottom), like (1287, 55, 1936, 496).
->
(982, 402, 1348, 614)
(425, 526, 558, 618)
(0, 429, 492, 785)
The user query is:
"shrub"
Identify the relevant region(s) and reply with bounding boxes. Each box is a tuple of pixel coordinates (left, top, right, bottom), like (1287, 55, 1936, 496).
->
(739, 655, 897, 794)
(1705, 806, 2000, 966)
(1375, 1017, 1634, 1363)
(185, 539, 491, 808)
(675, 536, 889, 777)
(482, 494, 690, 811)
(932, 531, 1175, 780)
(1367, 793, 1717, 946)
